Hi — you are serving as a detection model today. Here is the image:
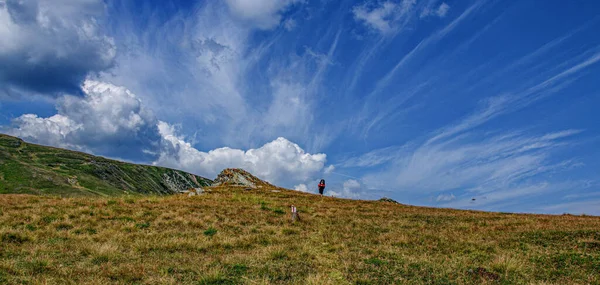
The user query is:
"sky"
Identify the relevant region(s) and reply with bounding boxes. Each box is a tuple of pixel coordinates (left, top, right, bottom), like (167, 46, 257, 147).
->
(1, 0, 599, 215)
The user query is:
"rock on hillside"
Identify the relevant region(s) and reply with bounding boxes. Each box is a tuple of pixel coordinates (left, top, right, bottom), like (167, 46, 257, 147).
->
(212, 168, 274, 188)
(379, 197, 400, 204)
(0, 134, 212, 196)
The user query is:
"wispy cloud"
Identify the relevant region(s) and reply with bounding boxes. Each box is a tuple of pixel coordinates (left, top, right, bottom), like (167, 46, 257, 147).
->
(373, 1, 485, 93)
(436, 193, 455, 202)
(100, 1, 343, 152)
(352, 0, 416, 35)
(355, 1, 487, 136)
(539, 199, 600, 215)
(420, 2, 450, 18)
(362, 129, 582, 193)
(339, 145, 407, 168)
(427, 48, 600, 146)
(224, 0, 303, 30)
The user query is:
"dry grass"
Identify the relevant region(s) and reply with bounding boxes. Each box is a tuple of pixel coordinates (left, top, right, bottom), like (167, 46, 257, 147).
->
(1, 187, 599, 284)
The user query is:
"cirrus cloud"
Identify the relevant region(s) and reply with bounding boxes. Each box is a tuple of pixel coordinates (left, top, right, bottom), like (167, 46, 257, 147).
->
(224, 0, 303, 30)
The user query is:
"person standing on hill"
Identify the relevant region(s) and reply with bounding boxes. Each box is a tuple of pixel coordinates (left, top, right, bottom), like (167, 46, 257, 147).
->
(318, 179, 326, 195)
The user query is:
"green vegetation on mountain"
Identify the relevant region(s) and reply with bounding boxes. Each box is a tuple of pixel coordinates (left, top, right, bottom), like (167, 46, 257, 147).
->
(0, 134, 212, 196)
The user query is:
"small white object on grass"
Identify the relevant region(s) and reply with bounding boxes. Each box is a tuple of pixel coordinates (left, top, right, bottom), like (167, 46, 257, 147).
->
(291, 205, 300, 222)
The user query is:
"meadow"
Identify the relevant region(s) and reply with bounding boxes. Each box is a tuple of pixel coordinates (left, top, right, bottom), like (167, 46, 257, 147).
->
(1, 186, 599, 284)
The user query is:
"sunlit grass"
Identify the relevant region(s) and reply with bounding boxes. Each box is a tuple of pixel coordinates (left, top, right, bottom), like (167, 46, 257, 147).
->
(1, 187, 599, 284)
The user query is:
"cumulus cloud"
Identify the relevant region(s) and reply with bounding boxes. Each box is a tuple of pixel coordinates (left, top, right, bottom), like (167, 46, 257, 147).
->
(224, 0, 302, 30)
(329, 179, 363, 199)
(3, 78, 330, 185)
(344, 179, 361, 190)
(7, 113, 82, 150)
(352, 0, 416, 34)
(324, 165, 335, 174)
(155, 122, 328, 185)
(0, 0, 116, 95)
(294, 183, 310, 192)
(4, 80, 159, 160)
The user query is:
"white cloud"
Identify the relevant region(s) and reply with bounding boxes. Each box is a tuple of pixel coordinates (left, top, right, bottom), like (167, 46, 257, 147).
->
(155, 122, 328, 185)
(7, 114, 82, 150)
(420, 2, 450, 18)
(436, 193, 455, 202)
(349, 48, 600, 204)
(427, 95, 513, 144)
(324, 165, 335, 174)
(362, 129, 581, 194)
(329, 179, 363, 199)
(352, 0, 416, 34)
(3, 78, 330, 184)
(263, 81, 311, 130)
(442, 180, 596, 212)
(538, 199, 600, 216)
(4, 80, 159, 160)
(0, 0, 116, 95)
(436, 3, 450, 17)
(102, 1, 340, 152)
(294, 183, 310, 192)
(224, 0, 302, 30)
(353, 1, 397, 34)
(366, 1, 482, 103)
(283, 18, 297, 31)
(344, 179, 361, 190)
(339, 145, 405, 168)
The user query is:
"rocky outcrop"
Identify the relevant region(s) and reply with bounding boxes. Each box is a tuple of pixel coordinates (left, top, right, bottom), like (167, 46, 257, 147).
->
(212, 168, 274, 188)
(378, 197, 400, 204)
(181, 187, 204, 196)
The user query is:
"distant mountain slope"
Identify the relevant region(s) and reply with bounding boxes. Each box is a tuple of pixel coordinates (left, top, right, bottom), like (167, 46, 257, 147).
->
(0, 134, 212, 196)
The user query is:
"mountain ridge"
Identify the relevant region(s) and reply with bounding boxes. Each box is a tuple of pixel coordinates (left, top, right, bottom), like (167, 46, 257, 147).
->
(0, 133, 212, 196)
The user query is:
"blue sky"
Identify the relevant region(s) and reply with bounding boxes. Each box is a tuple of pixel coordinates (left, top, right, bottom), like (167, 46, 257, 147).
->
(1, 0, 600, 215)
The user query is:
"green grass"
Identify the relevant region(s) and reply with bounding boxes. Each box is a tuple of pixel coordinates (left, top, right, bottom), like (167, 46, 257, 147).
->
(0, 187, 599, 284)
(0, 133, 212, 197)
(135, 222, 151, 229)
(204, 227, 218, 237)
(1, 232, 31, 244)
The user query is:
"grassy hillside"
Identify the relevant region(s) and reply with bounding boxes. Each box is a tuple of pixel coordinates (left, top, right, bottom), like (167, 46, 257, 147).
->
(0, 134, 212, 196)
(1, 187, 599, 284)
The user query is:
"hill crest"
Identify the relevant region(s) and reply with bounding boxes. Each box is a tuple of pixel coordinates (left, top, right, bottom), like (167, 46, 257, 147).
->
(212, 168, 275, 189)
(0, 133, 213, 196)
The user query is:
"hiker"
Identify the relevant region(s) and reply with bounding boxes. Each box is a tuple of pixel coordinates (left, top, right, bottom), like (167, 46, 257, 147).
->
(318, 179, 326, 195)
